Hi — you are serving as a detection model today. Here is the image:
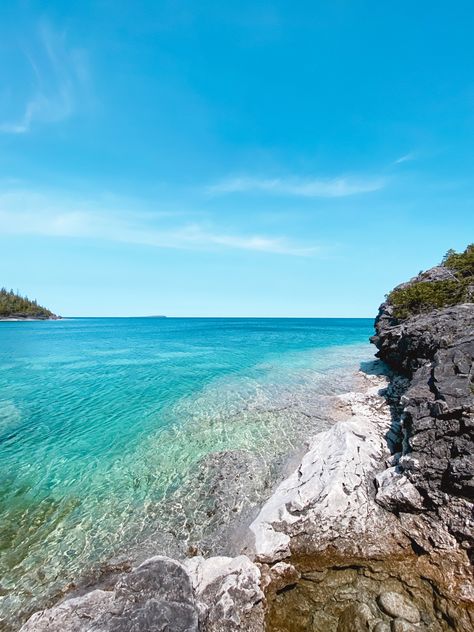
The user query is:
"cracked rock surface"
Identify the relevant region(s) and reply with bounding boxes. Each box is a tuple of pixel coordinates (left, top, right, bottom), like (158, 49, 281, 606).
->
(184, 555, 264, 631)
(249, 371, 404, 563)
(19, 557, 199, 632)
(371, 297, 474, 551)
(20, 555, 263, 632)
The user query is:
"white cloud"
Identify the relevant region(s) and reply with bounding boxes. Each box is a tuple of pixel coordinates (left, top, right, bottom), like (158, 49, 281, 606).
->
(0, 190, 315, 256)
(207, 175, 385, 197)
(0, 21, 90, 134)
(394, 152, 416, 164)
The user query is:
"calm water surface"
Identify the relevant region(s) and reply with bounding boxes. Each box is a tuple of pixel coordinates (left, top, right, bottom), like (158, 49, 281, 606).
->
(0, 317, 374, 627)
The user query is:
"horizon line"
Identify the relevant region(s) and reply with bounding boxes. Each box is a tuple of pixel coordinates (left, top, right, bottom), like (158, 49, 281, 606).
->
(50, 315, 376, 320)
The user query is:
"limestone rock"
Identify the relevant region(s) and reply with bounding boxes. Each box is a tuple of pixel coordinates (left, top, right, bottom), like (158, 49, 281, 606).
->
(184, 555, 264, 632)
(264, 561, 300, 597)
(375, 467, 424, 512)
(390, 620, 418, 632)
(372, 289, 474, 551)
(19, 590, 115, 632)
(21, 554, 265, 632)
(20, 557, 199, 632)
(250, 373, 405, 563)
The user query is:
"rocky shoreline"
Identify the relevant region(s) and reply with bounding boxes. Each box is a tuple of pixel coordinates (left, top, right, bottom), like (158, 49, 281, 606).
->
(20, 369, 393, 632)
(0, 315, 61, 321)
(0, 318, 61, 321)
(17, 263, 474, 632)
(22, 364, 473, 632)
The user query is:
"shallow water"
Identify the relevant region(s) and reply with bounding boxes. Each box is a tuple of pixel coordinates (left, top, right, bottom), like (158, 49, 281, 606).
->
(0, 317, 374, 627)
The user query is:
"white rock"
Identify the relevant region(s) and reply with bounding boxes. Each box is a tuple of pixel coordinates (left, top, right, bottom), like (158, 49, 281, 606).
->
(391, 619, 418, 632)
(249, 374, 402, 563)
(20, 556, 199, 632)
(265, 561, 300, 595)
(20, 590, 116, 632)
(184, 555, 264, 631)
(375, 467, 424, 512)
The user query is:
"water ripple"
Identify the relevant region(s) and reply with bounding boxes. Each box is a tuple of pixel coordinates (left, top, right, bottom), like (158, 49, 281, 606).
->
(0, 317, 374, 629)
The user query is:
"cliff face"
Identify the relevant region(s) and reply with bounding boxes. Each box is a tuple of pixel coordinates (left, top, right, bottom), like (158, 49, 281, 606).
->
(371, 276, 474, 553)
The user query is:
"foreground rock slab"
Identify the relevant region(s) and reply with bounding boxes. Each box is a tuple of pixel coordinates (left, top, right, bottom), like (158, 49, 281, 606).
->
(20, 557, 199, 632)
(376, 591, 420, 624)
(19, 555, 264, 632)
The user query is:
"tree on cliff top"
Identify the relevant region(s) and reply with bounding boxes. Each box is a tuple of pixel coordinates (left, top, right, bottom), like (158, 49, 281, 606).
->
(442, 243, 474, 277)
(388, 244, 473, 319)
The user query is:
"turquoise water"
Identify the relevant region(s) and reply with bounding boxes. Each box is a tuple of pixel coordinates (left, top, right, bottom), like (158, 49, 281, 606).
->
(0, 317, 374, 627)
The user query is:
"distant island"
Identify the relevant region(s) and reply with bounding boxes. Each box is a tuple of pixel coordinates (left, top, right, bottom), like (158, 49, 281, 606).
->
(0, 288, 60, 320)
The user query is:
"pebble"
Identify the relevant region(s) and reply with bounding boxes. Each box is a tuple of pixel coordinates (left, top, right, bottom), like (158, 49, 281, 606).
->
(336, 603, 373, 631)
(377, 592, 420, 624)
(391, 618, 418, 632)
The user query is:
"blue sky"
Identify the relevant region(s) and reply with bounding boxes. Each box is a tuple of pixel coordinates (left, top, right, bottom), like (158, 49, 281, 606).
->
(0, 1, 473, 317)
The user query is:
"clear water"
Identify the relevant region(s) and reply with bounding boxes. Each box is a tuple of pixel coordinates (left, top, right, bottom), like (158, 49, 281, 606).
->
(0, 317, 374, 627)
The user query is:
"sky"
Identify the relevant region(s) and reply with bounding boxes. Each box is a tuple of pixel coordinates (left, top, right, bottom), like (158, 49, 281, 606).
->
(0, 1, 473, 317)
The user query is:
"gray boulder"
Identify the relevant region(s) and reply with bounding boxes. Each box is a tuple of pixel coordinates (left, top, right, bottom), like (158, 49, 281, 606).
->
(20, 557, 199, 632)
(20, 554, 265, 632)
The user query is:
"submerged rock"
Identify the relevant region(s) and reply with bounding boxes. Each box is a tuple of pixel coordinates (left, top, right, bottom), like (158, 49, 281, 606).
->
(390, 620, 419, 632)
(336, 603, 373, 631)
(376, 592, 420, 623)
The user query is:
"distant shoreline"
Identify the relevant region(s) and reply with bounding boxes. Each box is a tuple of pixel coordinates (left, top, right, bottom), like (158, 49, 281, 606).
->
(0, 316, 62, 322)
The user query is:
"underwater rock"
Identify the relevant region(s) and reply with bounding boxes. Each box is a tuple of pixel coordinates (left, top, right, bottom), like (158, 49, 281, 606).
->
(376, 592, 420, 624)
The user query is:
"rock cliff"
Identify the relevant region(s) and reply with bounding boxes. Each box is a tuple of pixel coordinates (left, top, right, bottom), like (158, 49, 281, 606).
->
(371, 288, 473, 553)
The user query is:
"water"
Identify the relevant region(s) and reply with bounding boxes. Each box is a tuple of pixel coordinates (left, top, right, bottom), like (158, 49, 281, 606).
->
(0, 317, 374, 628)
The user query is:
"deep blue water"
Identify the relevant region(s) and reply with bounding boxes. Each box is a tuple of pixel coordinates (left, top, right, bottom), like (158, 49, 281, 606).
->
(0, 317, 374, 624)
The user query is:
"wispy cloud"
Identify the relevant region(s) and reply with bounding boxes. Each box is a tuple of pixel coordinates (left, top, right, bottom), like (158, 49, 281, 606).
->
(0, 190, 315, 256)
(0, 21, 89, 134)
(207, 175, 385, 198)
(394, 152, 416, 164)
